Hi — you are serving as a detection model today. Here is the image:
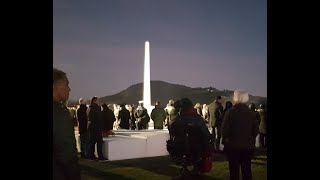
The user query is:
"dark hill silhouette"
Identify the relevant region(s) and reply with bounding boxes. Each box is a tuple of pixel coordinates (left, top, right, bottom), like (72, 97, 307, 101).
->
(96, 81, 266, 107)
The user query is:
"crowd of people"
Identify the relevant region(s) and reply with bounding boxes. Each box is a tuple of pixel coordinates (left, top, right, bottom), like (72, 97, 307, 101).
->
(53, 67, 267, 180)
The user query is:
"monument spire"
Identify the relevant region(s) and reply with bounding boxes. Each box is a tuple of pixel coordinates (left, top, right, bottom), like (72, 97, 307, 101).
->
(143, 40, 151, 111)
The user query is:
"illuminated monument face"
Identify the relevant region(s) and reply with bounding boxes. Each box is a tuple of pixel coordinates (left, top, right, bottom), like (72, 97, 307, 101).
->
(143, 41, 154, 129)
(143, 41, 151, 110)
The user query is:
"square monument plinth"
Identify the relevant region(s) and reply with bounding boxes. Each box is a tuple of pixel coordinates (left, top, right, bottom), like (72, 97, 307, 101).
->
(102, 135, 147, 160)
(75, 129, 170, 161)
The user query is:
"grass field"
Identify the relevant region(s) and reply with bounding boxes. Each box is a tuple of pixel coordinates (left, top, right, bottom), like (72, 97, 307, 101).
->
(79, 148, 267, 180)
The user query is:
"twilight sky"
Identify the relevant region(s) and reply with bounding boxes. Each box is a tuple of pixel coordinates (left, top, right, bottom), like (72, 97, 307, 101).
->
(53, 0, 267, 100)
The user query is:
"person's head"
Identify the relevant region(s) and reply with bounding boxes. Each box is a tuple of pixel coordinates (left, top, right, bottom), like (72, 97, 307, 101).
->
(179, 98, 194, 113)
(79, 98, 85, 105)
(225, 101, 233, 110)
(216, 96, 223, 104)
(155, 101, 160, 106)
(194, 102, 201, 108)
(127, 104, 132, 110)
(168, 99, 174, 106)
(86, 99, 91, 105)
(233, 89, 249, 104)
(91, 96, 98, 105)
(260, 104, 266, 109)
(248, 103, 256, 110)
(173, 100, 182, 112)
(101, 103, 108, 110)
(53, 68, 71, 102)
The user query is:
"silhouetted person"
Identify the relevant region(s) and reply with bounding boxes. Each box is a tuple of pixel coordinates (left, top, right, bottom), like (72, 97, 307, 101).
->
(101, 103, 116, 132)
(170, 98, 211, 179)
(258, 104, 267, 148)
(151, 101, 167, 129)
(224, 101, 233, 112)
(88, 96, 107, 161)
(76, 98, 89, 159)
(248, 103, 261, 125)
(118, 104, 130, 129)
(208, 95, 224, 152)
(222, 90, 259, 180)
(222, 101, 233, 129)
(53, 68, 80, 180)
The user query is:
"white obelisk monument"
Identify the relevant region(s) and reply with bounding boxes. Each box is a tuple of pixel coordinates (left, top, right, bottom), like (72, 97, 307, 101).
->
(143, 40, 154, 129)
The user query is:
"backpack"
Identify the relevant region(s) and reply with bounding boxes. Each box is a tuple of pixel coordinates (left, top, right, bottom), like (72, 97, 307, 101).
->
(167, 120, 203, 165)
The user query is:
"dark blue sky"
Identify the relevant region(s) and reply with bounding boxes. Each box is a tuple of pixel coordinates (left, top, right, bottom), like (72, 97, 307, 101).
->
(53, 0, 267, 100)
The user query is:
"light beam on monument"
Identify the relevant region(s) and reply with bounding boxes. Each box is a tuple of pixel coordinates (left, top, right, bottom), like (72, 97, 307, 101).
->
(143, 40, 151, 112)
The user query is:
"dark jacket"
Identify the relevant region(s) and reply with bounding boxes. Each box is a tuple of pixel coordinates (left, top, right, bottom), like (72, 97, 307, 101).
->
(101, 108, 116, 131)
(118, 108, 131, 129)
(76, 104, 88, 134)
(88, 103, 103, 134)
(151, 105, 167, 128)
(53, 101, 81, 180)
(171, 109, 211, 156)
(221, 103, 259, 150)
(208, 100, 223, 127)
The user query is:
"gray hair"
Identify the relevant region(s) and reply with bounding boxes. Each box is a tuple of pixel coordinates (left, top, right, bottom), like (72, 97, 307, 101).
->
(233, 89, 249, 104)
(79, 98, 85, 104)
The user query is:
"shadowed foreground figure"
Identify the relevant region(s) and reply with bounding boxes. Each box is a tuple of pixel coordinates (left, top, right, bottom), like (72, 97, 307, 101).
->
(167, 98, 211, 180)
(77, 98, 89, 159)
(222, 89, 259, 180)
(258, 104, 267, 148)
(88, 96, 107, 161)
(53, 68, 81, 180)
(101, 103, 116, 132)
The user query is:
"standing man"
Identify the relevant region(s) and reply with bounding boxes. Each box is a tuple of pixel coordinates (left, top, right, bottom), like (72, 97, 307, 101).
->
(222, 90, 259, 180)
(258, 104, 267, 148)
(118, 104, 131, 130)
(53, 68, 81, 180)
(208, 95, 224, 152)
(151, 101, 167, 129)
(165, 100, 179, 138)
(76, 98, 89, 159)
(88, 96, 107, 161)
